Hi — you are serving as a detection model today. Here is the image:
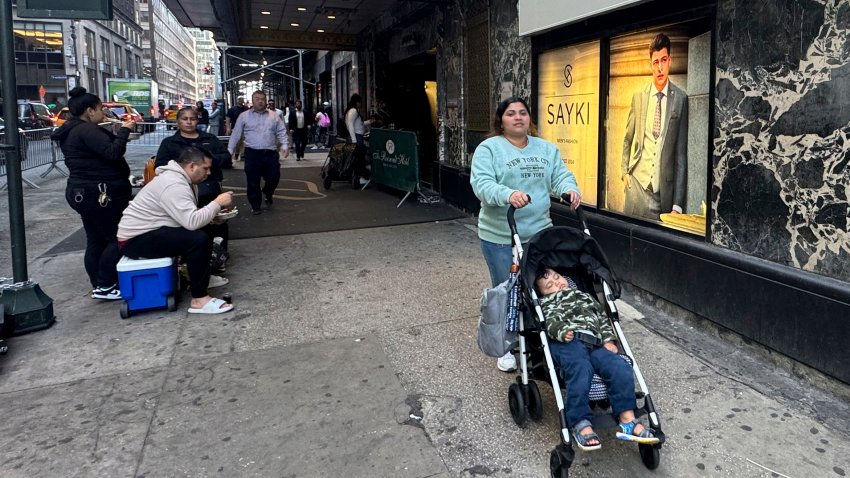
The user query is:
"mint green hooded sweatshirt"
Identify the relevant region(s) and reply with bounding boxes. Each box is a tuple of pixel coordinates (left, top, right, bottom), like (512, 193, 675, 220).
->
(471, 135, 579, 244)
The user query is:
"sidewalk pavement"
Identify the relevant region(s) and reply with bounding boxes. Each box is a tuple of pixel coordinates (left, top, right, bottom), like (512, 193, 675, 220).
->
(1, 142, 850, 477)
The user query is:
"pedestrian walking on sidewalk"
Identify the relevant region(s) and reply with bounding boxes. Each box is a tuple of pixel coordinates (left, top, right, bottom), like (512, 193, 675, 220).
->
(288, 100, 311, 161)
(470, 96, 582, 372)
(227, 90, 289, 215)
(51, 86, 137, 301)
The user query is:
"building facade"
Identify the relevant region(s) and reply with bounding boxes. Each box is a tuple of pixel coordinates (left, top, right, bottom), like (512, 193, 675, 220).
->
(348, 0, 850, 385)
(139, 0, 196, 104)
(189, 28, 220, 101)
(11, 0, 144, 107)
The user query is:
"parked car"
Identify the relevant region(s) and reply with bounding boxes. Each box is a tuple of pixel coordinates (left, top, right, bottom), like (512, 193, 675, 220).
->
(17, 100, 55, 130)
(103, 102, 145, 133)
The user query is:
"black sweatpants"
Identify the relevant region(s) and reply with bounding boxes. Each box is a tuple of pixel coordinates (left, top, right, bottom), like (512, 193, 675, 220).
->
(121, 227, 211, 299)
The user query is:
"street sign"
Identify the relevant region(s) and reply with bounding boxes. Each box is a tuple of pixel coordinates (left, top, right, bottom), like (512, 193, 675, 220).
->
(16, 0, 113, 19)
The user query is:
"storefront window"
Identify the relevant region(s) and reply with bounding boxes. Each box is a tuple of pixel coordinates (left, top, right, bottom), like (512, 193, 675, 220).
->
(604, 19, 711, 234)
(537, 40, 600, 206)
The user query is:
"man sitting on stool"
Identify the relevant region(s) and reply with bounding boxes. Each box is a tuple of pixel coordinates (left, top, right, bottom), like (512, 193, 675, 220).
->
(117, 147, 235, 314)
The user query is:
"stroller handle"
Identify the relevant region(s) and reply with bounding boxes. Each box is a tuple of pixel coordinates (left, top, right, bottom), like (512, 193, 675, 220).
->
(561, 193, 589, 232)
(506, 194, 531, 236)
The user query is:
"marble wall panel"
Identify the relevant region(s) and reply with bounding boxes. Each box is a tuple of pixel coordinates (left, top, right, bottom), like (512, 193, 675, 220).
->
(713, 0, 850, 280)
(490, 0, 532, 108)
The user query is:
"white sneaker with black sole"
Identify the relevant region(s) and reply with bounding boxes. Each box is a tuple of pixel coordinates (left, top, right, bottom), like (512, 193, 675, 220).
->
(92, 285, 122, 300)
(497, 352, 517, 372)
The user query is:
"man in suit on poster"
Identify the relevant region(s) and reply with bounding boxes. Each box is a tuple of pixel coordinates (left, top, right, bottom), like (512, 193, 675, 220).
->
(621, 32, 688, 220)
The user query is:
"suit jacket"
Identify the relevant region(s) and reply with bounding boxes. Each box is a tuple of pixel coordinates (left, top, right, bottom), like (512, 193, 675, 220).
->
(287, 109, 310, 131)
(621, 81, 688, 213)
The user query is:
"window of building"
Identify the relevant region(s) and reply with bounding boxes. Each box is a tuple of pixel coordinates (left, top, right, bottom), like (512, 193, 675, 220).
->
(535, 16, 712, 235)
(85, 29, 96, 61)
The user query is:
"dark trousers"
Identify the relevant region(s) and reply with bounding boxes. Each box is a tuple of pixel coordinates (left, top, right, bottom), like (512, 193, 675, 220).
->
(292, 128, 308, 159)
(625, 174, 661, 220)
(65, 180, 131, 288)
(121, 227, 211, 298)
(243, 147, 280, 211)
(550, 339, 637, 428)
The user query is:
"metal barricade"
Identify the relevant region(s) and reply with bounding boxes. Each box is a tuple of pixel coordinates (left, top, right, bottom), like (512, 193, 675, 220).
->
(0, 127, 64, 190)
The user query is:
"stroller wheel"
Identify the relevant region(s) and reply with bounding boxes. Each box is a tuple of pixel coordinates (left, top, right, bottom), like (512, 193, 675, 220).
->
(323, 175, 332, 190)
(639, 443, 661, 470)
(526, 381, 543, 421)
(549, 444, 572, 478)
(508, 383, 529, 428)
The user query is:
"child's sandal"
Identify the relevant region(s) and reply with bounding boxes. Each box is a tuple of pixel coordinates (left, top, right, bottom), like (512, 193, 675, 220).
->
(616, 419, 660, 444)
(572, 419, 602, 451)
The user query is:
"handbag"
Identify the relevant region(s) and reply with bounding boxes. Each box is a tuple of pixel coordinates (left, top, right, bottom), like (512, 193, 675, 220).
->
(477, 277, 519, 357)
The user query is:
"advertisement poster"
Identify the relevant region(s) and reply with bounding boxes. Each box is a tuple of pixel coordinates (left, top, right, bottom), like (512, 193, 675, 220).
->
(106, 79, 154, 113)
(605, 20, 711, 233)
(537, 40, 600, 206)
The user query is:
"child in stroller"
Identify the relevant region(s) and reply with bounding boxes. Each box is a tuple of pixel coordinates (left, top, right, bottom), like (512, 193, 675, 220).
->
(535, 266, 659, 451)
(502, 200, 665, 475)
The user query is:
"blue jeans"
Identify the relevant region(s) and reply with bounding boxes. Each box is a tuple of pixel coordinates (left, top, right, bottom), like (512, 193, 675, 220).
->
(550, 339, 637, 428)
(480, 239, 515, 287)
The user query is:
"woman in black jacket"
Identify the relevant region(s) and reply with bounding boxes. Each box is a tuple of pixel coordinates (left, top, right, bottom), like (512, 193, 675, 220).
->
(155, 106, 231, 273)
(51, 86, 136, 300)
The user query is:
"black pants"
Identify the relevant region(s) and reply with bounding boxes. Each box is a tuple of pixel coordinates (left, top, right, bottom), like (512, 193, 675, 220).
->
(243, 147, 280, 211)
(65, 180, 131, 288)
(121, 227, 211, 298)
(292, 128, 308, 159)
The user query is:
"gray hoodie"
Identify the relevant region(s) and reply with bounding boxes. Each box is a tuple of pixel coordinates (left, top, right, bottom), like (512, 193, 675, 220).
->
(117, 160, 221, 241)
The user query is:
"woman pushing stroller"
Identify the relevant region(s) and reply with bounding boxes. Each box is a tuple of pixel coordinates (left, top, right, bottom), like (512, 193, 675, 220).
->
(470, 96, 581, 373)
(535, 266, 660, 451)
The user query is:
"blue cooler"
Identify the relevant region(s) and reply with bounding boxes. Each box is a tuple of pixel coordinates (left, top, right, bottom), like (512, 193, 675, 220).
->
(116, 256, 177, 318)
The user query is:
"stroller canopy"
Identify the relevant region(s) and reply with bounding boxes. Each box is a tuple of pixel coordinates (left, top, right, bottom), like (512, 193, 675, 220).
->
(520, 226, 621, 300)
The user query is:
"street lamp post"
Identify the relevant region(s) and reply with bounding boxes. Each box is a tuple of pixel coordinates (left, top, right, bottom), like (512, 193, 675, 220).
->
(0, 0, 56, 336)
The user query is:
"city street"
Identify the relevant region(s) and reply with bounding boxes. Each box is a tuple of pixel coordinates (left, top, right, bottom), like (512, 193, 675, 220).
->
(0, 146, 848, 477)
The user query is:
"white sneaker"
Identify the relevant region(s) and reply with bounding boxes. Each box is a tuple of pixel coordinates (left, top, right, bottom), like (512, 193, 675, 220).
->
(358, 177, 368, 185)
(208, 275, 229, 288)
(497, 352, 517, 372)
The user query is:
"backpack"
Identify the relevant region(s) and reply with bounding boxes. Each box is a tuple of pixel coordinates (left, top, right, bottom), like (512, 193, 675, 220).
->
(318, 112, 330, 128)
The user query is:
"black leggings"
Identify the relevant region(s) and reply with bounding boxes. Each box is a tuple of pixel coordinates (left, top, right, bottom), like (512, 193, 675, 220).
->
(65, 180, 130, 288)
(121, 227, 211, 298)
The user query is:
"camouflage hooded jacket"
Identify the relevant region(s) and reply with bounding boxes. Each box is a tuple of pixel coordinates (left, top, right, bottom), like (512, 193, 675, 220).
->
(539, 288, 616, 343)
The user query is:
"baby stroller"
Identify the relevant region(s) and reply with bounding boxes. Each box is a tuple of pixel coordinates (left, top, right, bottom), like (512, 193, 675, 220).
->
(505, 196, 665, 477)
(320, 137, 363, 190)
